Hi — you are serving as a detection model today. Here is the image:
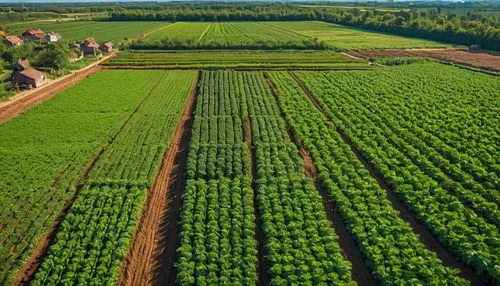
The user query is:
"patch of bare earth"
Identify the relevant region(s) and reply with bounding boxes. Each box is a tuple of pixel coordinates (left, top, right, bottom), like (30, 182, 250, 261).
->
(119, 71, 199, 286)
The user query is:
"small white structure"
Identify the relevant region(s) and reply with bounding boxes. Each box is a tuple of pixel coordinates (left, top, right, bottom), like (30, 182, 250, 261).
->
(45, 32, 61, 42)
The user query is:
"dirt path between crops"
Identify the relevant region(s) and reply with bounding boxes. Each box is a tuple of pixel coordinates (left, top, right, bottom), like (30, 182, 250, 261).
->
(288, 71, 483, 285)
(119, 71, 199, 286)
(263, 71, 377, 285)
(0, 53, 116, 124)
(243, 117, 270, 286)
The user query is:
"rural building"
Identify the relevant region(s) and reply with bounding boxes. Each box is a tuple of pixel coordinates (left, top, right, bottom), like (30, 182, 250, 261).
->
(4, 35, 24, 46)
(12, 59, 46, 89)
(81, 38, 100, 56)
(0, 31, 5, 37)
(99, 41, 113, 53)
(45, 32, 61, 42)
(22, 28, 45, 42)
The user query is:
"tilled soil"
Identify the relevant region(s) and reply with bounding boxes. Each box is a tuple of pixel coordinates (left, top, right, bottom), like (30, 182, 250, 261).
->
(119, 71, 200, 286)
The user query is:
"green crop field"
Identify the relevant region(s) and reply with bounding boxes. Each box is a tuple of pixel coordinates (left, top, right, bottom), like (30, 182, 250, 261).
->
(267, 21, 450, 49)
(106, 50, 369, 69)
(0, 70, 196, 284)
(4, 21, 169, 43)
(139, 21, 450, 50)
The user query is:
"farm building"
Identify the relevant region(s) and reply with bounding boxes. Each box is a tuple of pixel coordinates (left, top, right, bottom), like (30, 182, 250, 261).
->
(0, 31, 5, 37)
(81, 38, 100, 56)
(99, 41, 113, 53)
(45, 32, 61, 42)
(12, 59, 46, 89)
(22, 28, 45, 42)
(4, 35, 24, 46)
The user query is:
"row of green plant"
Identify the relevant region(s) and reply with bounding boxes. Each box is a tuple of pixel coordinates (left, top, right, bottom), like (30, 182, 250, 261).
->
(0, 70, 159, 284)
(177, 70, 258, 284)
(268, 71, 468, 284)
(88, 70, 196, 185)
(294, 65, 499, 281)
(239, 70, 354, 284)
(30, 70, 197, 285)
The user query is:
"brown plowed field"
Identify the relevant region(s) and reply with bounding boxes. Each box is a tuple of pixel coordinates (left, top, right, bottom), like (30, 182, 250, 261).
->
(347, 49, 500, 72)
(119, 71, 199, 286)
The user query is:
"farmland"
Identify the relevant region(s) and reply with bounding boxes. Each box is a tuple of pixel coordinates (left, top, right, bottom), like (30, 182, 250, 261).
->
(4, 21, 168, 43)
(0, 3, 499, 285)
(106, 51, 368, 69)
(138, 21, 450, 50)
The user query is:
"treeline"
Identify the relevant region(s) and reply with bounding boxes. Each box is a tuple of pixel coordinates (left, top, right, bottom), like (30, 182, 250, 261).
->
(111, 4, 500, 50)
(130, 37, 329, 50)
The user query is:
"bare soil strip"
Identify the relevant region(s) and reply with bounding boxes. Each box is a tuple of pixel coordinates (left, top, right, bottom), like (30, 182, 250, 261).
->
(243, 117, 270, 286)
(288, 71, 483, 285)
(119, 71, 200, 286)
(263, 72, 376, 285)
(0, 53, 117, 124)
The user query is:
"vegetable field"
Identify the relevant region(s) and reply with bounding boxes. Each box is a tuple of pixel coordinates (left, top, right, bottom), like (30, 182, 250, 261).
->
(0, 44, 498, 285)
(106, 51, 368, 69)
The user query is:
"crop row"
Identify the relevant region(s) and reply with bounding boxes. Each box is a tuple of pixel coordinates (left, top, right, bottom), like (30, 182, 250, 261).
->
(31, 71, 197, 285)
(0, 70, 163, 284)
(239, 71, 354, 284)
(176, 70, 258, 284)
(268, 71, 467, 284)
(294, 64, 499, 281)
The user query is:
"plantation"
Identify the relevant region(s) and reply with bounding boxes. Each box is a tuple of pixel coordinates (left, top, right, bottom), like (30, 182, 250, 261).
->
(136, 21, 450, 50)
(1, 2, 499, 285)
(106, 51, 368, 69)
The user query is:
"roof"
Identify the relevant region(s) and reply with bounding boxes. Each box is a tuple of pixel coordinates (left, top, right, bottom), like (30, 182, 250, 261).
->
(16, 59, 31, 70)
(100, 42, 113, 48)
(33, 33, 45, 39)
(84, 38, 99, 48)
(18, 68, 44, 80)
(24, 28, 44, 35)
(0, 31, 5, 37)
(46, 32, 61, 37)
(5, 35, 23, 43)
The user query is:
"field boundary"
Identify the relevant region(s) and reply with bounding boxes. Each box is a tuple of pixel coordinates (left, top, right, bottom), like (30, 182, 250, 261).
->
(102, 65, 372, 71)
(0, 52, 117, 124)
(288, 71, 482, 285)
(119, 71, 200, 286)
(263, 72, 377, 285)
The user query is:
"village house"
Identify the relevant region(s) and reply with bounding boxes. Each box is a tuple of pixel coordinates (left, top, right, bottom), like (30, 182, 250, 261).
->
(45, 32, 61, 42)
(21, 28, 45, 42)
(99, 41, 113, 53)
(4, 35, 24, 46)
(0, 31, 6, 38)
(12, 59, 46, 89)
(81, 38, 100, 56)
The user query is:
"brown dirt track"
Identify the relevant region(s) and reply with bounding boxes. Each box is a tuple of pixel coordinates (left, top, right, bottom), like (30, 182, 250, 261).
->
(119, 71, 200, 286)
(347, 48, 500, 72)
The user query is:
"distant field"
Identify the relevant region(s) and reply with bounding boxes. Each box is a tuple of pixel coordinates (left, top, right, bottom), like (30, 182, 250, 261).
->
(5, 21, 169, 43)
(267, 21, 450, 49)
(142, 21, 449, 50)
(106, 50, 369, 69)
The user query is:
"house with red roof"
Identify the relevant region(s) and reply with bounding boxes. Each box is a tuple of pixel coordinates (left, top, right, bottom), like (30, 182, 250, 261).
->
(4, 35, 24, 46)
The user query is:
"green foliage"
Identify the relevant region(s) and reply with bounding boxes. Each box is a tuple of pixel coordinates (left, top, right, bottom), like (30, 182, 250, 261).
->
(34, 42, 76, 70)
(0, 70, 168, 284)
(107, 50, 367, 69)
(371, 56, 427, 65)
(294, 64, 499, 282)
(268, 71, 469, 284)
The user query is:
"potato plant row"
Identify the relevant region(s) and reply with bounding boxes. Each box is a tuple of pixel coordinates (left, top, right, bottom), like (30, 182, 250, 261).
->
(0, 70, 164, 284)
(295, 65, 499, 282)
(177, 71, 258, 284)
(30, 71, 197, 285)
(268, 72, 467, 284)
(240, 71, 354, 284)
